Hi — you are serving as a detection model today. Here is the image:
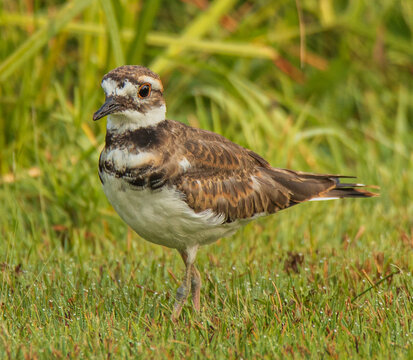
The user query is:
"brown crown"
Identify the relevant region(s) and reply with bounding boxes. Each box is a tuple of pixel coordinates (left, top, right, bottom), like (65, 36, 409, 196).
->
(102, 65, 160, 85)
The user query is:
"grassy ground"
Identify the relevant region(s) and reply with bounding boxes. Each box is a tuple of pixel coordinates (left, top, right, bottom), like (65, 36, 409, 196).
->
(1, 0, 413, 358)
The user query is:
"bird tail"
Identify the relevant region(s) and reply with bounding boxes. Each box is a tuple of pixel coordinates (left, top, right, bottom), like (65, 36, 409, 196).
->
(264, 168, 379, 205)
(308, 180, 379, 201)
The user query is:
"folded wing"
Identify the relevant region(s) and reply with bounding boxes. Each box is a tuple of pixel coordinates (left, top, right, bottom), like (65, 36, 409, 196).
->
(163, 123, 377, 223)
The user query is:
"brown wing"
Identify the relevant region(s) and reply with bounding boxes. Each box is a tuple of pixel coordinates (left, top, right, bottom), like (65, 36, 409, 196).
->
(173, 139, 287, 222)
(162, 121, 378, 223)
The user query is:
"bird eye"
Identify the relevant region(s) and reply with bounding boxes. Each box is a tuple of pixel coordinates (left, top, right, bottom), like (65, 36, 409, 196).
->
(138, 83, 151, 98)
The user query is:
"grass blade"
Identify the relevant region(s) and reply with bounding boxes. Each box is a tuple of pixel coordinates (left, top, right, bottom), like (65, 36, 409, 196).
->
(98, 0, 125, 66)
(150, 0, 238, 73)
(352, 270, 400, 303)
(0, 0, 94, 81)
(127, 0, 162, 63)
(0, 13, 278, 61)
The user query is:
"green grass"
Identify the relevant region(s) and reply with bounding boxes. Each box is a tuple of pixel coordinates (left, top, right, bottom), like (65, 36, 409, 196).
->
(1, 0, 413, 358)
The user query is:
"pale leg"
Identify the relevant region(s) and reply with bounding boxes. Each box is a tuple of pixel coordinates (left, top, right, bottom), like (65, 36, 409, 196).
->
(191, 265, 201, 312)
(172, 246, 199, 320)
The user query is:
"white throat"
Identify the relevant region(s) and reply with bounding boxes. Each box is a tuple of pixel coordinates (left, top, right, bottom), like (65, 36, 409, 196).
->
(107, 104, 166, 132)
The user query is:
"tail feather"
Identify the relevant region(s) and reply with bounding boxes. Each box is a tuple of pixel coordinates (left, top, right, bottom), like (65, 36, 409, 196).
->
(322, 180, 379, 199)
(265, 168, 379, 206)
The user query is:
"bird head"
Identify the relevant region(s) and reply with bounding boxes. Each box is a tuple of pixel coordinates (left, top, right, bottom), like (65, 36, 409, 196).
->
(93, 65, 166, 130)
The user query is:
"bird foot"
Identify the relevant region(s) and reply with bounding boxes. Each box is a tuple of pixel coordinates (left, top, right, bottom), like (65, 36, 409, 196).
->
(172, 284, 189, 321)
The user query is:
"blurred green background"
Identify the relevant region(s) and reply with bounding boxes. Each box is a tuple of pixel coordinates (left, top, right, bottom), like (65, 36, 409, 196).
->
(0, 0, 412, 358)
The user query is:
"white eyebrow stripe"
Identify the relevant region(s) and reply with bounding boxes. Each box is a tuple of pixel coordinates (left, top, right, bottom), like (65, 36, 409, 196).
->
(138, 76, 163, 91)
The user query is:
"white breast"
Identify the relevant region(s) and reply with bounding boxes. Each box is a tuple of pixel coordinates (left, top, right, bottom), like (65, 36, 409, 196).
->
(100, 172, 244, 250)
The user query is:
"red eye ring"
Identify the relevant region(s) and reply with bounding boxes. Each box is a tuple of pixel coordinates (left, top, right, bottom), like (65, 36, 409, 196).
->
(138, 83, 151, 98)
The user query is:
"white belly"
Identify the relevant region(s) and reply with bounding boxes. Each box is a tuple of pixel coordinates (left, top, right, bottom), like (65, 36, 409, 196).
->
(101, 173, 244, 249)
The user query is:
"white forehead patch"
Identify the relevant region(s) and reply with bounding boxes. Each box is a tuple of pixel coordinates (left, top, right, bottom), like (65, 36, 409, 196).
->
(101, 78, 137, 97)
(101, 78, 117, 96)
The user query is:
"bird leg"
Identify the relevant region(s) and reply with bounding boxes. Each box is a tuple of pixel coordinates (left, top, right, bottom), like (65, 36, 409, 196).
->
(172, 246, 199, 320)
(172, 256, 191, 320)
(191, 265, 201, 312)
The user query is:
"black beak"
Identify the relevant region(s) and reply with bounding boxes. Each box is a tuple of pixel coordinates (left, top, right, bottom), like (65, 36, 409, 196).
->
(93, 97, 120, 121)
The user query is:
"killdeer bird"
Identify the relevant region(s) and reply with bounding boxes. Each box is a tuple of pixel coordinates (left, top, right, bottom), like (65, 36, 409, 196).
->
(93, 65, 377, 319)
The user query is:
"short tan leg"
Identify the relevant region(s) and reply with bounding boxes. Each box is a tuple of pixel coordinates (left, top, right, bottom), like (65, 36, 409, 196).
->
(172, 246, 198, 320)
(191, 265, 201, 312)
